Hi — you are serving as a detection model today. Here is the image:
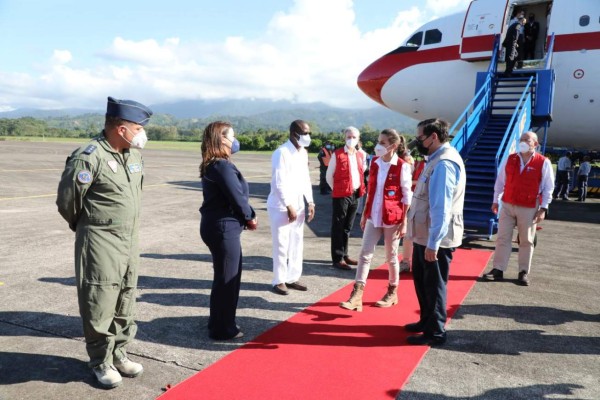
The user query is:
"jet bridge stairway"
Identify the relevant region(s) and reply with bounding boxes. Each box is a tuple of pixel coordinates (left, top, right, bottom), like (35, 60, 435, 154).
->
(450, 35, 555, 239)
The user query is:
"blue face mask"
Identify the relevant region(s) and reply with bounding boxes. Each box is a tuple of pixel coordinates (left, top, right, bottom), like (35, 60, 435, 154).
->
(229, 137, 240, 154)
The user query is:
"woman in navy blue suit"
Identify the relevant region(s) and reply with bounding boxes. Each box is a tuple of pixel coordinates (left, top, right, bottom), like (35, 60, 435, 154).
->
(199, 121, 257, 340)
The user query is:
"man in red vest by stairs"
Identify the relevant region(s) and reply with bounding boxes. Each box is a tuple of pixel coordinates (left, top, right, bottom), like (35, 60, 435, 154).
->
(483, 131, 555, 286)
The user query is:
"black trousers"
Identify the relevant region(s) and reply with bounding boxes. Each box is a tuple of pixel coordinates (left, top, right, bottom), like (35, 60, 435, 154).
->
(331, 192, 359, 262)
(200, 218, 243, 340)
(578, 175, 588, 201)
(553, 170, 570, 199)
(412, 243, 454, 340)
(319, 166, 330, 193)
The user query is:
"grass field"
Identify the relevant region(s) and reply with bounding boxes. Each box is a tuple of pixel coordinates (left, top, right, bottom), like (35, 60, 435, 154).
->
(0, 136, 321, 155)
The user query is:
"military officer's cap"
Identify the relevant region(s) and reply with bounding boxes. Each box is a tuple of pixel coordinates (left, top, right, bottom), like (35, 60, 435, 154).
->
(106, 96, 153, 126)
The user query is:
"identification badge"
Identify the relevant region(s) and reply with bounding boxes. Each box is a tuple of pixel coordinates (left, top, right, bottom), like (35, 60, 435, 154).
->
(128, 163, 142, 173)
(77, 170, 92, 184)
(108, 160, 118, 173)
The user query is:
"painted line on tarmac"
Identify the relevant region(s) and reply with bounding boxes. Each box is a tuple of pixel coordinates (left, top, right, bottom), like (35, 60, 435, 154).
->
(0, 175, 272, 200)
(0, 168, 61, 172)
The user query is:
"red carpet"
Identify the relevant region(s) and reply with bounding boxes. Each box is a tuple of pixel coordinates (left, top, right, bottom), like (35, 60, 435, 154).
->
(160, 248, 491, 400)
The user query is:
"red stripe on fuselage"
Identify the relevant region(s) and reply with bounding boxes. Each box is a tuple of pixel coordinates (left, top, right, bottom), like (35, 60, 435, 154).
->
(553, 31, 600, 52)
(357, 45, 459, 105)
(357, 31, 600, 107)
(461, 34, 495, 54)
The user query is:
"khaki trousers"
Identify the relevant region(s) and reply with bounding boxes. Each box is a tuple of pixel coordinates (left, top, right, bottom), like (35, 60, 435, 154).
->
(355, 219, 400, 286)
(492, 202, 538, 274)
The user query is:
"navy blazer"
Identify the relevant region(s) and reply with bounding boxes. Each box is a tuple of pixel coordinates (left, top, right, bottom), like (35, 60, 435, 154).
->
(200, 159, 255, 225)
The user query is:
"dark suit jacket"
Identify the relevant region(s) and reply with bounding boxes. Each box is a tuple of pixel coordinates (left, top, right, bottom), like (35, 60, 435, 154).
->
(524, 21, 540, 42)
(200, 159, 255, 225)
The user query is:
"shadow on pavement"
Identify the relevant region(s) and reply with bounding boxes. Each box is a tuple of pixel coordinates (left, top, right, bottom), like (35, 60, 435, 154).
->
(396, 383, 584, 399)
(453, 304, 600, 325)
(0, 352, 90, 385)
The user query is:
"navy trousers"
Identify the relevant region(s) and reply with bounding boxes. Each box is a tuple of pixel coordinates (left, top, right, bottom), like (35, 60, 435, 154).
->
(200, 218, 243, 340)
(412, 243, 454, 340)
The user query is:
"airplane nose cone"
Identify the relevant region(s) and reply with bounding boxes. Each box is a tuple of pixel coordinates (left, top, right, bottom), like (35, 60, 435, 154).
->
(357, 57, 390, 106)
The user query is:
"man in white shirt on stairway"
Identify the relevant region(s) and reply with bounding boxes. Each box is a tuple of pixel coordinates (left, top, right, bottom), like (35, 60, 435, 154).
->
(267, 120, 316, 295)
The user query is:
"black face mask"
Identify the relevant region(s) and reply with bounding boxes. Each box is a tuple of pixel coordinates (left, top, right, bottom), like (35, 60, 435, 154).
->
(416, 136, 430, 156)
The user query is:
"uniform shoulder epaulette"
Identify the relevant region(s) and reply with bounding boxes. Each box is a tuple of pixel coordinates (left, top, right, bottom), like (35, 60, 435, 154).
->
(83, 144, 97, 155)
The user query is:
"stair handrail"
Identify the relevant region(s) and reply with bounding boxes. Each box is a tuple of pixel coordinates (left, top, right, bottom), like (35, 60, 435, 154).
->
(495, 76, 534, 170)
(544, 33, 555, 70)
(450, 35, 501, 153)
(487, 34, 501, 76)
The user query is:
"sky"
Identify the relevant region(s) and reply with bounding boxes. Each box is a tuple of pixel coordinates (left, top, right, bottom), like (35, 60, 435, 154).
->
(0, 0, 471, 111)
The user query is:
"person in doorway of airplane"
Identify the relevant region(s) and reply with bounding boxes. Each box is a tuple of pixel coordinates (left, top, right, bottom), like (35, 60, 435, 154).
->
(199, 121, 257, 341)
(483, 131, 554, 286)
(267, 120, 316, 295)
(503, 15, 525, 75)
(553, 151, 573, 200)
(339, 128, 412, 311)
(524, 13, 540, 60)
(404, 119, 466, 346)
(326, 126, 368, 271)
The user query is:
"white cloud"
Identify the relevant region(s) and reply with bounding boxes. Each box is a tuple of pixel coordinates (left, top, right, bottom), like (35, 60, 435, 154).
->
(0, 0, 469, 110)
(51, 50, 72, 65)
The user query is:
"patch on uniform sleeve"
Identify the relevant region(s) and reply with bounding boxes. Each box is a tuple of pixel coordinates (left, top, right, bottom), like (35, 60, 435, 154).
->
(77, 170, 92, 184)
(127, 163, 142, 173)
(83, 145, 97, 155)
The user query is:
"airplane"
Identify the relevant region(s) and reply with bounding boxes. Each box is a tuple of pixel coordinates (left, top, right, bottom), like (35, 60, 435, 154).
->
(357, 0, 600, 149)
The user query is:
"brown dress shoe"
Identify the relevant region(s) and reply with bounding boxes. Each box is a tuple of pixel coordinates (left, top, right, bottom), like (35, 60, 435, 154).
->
(272, 283, 289, 295)
(287, 281, 308, 291)
(343, 256, 358, 266)
(333, 260, 352, 270)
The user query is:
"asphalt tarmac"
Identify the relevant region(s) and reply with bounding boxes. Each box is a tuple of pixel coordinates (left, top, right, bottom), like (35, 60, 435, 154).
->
(1, 140, 599, 400)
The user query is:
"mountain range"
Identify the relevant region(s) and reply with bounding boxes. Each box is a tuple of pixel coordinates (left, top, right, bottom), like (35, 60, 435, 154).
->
(0, 98, 419, 133)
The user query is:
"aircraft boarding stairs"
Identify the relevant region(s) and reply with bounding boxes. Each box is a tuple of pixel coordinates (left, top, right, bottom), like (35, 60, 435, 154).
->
(450, 35, 555, 239)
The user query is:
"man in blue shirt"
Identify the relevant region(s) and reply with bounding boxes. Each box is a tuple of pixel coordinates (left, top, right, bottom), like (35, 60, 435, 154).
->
(405, 118, 466, 346)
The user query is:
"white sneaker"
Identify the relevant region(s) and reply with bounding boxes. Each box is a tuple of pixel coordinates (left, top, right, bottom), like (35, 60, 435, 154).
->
(93, 364, 122, 389)
(399, 260, 411, 272)
(114, 356, 144, 378)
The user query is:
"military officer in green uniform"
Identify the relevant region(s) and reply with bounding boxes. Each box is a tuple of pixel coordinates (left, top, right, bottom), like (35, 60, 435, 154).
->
(56, 96, 152, 389)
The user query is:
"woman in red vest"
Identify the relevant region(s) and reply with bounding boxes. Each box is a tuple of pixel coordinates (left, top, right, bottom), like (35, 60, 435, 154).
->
(399, 155, 426, 272)
(340, 129, 413, 311)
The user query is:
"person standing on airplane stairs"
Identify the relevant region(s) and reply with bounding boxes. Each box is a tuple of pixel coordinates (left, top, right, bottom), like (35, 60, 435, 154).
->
(340, 129, 412, 311)
(326, 126, 367, 271)
(56, 96, 152, 389)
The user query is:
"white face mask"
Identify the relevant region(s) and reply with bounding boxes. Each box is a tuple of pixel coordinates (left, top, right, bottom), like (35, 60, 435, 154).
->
(346, 137, 358, 149)
(374, 144, 389, 157)
(518, 141, 531, 154)
(125, 127, 148, 149)
(297, 134, 311, 147)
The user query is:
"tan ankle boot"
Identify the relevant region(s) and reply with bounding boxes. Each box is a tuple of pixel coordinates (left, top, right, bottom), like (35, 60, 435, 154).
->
(375, 284, 398, 307)
(340, 282, 365, 312)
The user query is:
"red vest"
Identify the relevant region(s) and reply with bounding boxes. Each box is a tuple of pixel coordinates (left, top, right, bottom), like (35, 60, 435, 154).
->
(412, 160, 426, 191)
(364, 156, 405, 224)
(332, 148, 366, 198)
(502, 152, 546, 208)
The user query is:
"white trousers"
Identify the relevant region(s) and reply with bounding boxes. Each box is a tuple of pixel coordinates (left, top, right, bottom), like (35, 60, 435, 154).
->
(355, 219, 401, 286)
(268, 207, 306, 286)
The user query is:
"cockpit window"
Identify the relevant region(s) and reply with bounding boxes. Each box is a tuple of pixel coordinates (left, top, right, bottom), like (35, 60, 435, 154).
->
(406, 31, 423, 47)
(424, 29, 442, 45)
(579, 15, 590, 26)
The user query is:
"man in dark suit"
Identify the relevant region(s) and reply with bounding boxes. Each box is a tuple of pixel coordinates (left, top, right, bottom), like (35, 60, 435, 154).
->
(503, 17, 523, 76)
(524, 14, 540, 60)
